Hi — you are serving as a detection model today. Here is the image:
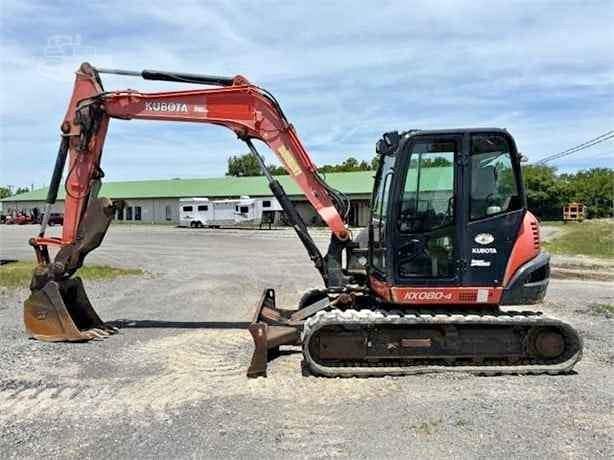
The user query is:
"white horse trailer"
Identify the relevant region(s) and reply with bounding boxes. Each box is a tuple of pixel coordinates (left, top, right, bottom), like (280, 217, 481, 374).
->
(178, 196, 281, 228)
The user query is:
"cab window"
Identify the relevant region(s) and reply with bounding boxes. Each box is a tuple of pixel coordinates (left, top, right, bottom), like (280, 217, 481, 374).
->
(371, 155, 395, 220)
(470, 135, 521, 220)
(396, 139, 456, 279)
(370, 154, 395, 271)
(399, 140, 455, 233)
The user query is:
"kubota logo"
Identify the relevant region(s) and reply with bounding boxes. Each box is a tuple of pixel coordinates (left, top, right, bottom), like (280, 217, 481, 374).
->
(474, 233, 495, 245)
(403, 291, 453, 301)
(144, 102, 189, 112)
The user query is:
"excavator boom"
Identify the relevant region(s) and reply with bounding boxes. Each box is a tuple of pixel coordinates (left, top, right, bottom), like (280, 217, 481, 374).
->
(25, 63, 353, 372)
(45, 63, 348, 247)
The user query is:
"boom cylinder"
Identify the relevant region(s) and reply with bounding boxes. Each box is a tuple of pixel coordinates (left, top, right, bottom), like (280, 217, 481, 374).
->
(46, 136, 69, 205)
(95, 67, 235, 86)
(39, 136, 70, 237)
(244, 139, 328, 282)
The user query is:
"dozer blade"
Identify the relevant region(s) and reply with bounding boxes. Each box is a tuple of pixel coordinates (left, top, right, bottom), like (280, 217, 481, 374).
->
(247, 289, 301, 378)
(24, 277, 117, 342)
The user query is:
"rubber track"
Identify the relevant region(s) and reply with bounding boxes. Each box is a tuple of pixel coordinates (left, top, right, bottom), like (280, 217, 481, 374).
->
(302, 309, 583, 377)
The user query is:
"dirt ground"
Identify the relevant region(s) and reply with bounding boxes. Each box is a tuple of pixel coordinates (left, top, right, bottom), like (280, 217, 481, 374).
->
(0, 224, 613, 459)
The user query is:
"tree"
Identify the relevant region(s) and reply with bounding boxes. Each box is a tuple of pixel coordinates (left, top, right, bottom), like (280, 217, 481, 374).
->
(521, 165, 614, 220)
(370, 155, 380, 171)
(318, 157, 373, 173)
(226, 154, 263, 177)
(226, 153, 290, 176)
(426, 156, 453, 167)
(522, 165, 568, 219)
(0, 186, 10, 199)
(226, 153, 378, 177)
(224, 151, 613, 220)
(14, 186, 30, 195)
(408, 156, 454, 169)
(267, 165, 287, 176)
(561, 168, 614, 218)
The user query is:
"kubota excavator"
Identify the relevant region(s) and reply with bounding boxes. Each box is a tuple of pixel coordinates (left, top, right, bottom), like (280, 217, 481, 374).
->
(24, 63, 582, 377)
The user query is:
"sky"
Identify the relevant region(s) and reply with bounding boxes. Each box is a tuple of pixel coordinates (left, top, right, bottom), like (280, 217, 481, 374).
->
(1, 0, 613, 190)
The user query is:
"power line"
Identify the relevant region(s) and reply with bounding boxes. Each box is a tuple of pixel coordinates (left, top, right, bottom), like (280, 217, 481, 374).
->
(543, 133, 614, 163)
(536, 130, 614, 164)
(547, 130, 614, 158)
(537, 131, 614, 163)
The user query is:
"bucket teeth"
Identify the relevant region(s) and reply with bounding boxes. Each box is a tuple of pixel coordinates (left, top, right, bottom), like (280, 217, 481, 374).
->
(85, 328, 111, 340)
(24, 277, 116, 342)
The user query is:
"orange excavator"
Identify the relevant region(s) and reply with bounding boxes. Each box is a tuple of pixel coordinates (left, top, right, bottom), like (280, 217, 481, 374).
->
(24, 63, 582, 377)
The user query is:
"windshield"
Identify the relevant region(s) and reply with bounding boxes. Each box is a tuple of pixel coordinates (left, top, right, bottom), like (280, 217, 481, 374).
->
(470, 134, 520, 219)
(399, 140, 456, 233)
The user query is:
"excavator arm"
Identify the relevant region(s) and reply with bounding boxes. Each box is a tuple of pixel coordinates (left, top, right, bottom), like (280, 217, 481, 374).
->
(30, 63, 354, 287)
(25, 63, 355, 363)
(37, 63, 348, 247)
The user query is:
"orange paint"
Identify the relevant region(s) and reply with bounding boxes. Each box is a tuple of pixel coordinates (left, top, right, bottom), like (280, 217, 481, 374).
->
(390, 287, 503, 305)
(368, 276, 392, 302)
(503, 211, 540, 286)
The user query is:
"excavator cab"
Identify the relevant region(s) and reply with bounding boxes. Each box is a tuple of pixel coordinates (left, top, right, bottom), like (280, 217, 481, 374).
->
(369, 129, 549, 305)
(298, 128, 579, 378)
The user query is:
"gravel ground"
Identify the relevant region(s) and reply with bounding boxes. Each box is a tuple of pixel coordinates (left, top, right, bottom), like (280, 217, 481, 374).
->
(0, 224, 613, 459)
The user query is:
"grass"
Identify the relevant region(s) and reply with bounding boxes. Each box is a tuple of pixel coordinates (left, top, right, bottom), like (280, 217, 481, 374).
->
(544, 220, 614, 259)
(588, 303, 614, 318)
(541, 220, 566, 227)
(410, 418, 442, 435)
(0, 261, 143, 289)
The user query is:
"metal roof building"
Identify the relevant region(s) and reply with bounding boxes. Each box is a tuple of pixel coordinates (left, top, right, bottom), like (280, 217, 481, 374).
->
(1, 171, 375, 227)
(1, 168, 450, 227)
(3, 171, 375, 201)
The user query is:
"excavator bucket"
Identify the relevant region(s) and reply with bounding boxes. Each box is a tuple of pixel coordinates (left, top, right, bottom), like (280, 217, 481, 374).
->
(24, 276, 117, 341)
(24, 197, 118, 342)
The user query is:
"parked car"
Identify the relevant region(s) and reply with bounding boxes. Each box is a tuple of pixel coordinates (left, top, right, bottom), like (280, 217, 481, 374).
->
(6, 213, 33, 225)
(44, 212, 64, 226)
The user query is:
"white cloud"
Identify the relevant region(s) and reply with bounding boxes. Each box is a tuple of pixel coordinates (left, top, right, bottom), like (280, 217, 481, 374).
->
(1, 0, 613, 187)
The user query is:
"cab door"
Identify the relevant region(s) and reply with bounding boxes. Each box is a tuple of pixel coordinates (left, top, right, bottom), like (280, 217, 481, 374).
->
(462, 132, 525, 286)
(392, 135, 461, 286)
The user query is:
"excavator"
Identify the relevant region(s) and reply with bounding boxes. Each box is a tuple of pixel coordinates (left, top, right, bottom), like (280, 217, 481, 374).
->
(24, 63, 582, 377)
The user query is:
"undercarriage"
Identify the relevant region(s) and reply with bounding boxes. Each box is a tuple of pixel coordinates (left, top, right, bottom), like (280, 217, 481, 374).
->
(248, 289, 583, 377)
